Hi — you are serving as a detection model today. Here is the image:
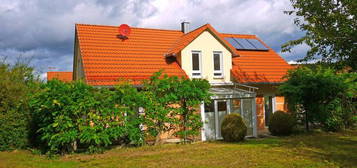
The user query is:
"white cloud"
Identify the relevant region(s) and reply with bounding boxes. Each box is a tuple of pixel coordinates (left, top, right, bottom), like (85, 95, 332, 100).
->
(40, 72, 47, 81)
(140, 0, 298, 34)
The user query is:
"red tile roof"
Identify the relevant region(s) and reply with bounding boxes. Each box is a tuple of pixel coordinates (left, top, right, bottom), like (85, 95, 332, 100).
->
(75, 24, 292, 85)
(47, 72, 73, 82)
(76, 24, 187, 86)
(221, 34, 294, 83)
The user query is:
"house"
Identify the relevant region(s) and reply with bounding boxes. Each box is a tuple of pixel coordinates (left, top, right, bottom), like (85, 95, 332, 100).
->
(47, 71, 73, 82)
(72, 22, 293, 141)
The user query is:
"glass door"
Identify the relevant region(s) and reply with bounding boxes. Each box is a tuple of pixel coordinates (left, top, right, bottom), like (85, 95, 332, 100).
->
(204, 101, 216, 140)
(216, 100, 228, 139)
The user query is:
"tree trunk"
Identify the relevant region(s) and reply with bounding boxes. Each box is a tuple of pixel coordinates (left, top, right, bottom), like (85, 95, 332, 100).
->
(154, 131, 162, 145)
(182, 100, 187, 144)
(305, 111, 309, 131)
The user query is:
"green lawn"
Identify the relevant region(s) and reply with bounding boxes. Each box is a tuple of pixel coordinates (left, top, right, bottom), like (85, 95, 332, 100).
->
(1, 130, 356, 168)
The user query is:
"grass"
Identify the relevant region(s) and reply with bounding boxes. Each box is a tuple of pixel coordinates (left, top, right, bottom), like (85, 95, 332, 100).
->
(0, 130, 356, 168)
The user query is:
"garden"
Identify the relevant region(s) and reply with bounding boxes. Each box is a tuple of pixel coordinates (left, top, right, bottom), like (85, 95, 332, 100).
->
(1, 0, 357, 167)
(1, 61, 356, 160)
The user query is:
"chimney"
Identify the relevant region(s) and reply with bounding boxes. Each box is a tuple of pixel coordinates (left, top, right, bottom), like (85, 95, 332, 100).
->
(181, 21, 190, 34)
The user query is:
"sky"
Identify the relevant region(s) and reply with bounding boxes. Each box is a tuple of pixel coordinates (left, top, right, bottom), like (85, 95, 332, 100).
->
(0, 0, 308, 78)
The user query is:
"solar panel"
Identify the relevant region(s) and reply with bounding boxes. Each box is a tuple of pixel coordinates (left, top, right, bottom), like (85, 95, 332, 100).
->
(226, 37, 269, 51)
(234, 38, 256, 50)
(247, 39, 269, 50)
(225, 38, 243, 49)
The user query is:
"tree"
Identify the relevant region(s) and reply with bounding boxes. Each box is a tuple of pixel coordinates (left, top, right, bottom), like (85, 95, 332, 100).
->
(283, 0, 357, 70)
(141, 71, 211, 144)
(174, 77, 211, 143)
(0, 61, 39, 151)
(279, 66, 356, 131)
(141, 71, 182, 145)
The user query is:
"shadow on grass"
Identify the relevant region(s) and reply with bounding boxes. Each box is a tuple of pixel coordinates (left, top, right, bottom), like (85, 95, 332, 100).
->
(278, 130, 357, 167)
(207, 136, 283, 147)
(208, 130, 357, 167)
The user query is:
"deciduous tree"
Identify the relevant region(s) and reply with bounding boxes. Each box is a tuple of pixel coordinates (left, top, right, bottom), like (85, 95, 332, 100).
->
(283, 0, 357, 70)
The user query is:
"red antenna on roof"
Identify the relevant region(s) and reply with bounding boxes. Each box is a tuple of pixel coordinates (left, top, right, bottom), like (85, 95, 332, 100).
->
(118, 24, 131, 39)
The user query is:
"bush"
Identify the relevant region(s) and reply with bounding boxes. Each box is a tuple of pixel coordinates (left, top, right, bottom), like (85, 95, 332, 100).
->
(268, 111, 295, 136)
(279, 66, 357, 131)
(0, 62, 39, 151)
(221, 114, 247, 142)
(30, 80, 144, 155)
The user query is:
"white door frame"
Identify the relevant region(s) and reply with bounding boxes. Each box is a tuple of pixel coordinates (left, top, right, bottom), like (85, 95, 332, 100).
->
(200, 102, 206, 141)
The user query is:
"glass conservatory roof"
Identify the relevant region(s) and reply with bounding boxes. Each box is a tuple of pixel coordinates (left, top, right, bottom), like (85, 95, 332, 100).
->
(210, 87, 256, 99)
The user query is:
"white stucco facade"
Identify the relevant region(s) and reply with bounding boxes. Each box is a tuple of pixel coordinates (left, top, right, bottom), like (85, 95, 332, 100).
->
(177, 30, 233, 84)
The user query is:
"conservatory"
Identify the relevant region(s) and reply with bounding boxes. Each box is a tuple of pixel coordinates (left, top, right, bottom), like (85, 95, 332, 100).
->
(200, 84, 257, 141)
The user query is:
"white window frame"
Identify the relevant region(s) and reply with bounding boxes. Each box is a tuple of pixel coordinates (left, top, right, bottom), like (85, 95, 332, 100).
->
(213, 51, 223, 78)
(191, 50, 202, 78)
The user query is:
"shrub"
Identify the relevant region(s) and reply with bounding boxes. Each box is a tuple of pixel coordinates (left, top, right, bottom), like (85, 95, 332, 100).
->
(279, 66, 357, 131)
(268, 111, 295, 136)
(30, 80, 143, 155)
(221, 114, 247, 142)
(0, 62, 39, 151)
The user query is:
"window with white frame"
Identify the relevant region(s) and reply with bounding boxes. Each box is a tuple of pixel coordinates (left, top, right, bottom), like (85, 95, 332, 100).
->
(213, 51, 223, 77)
(191, 51, 202, 77)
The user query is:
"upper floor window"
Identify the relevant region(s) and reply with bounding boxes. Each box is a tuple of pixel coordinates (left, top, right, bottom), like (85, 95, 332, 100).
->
(192, 51, 202, 78)
(213, 51, 223, 78)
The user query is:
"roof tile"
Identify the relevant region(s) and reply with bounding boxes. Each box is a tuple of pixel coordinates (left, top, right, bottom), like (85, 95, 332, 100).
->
(76, 24, 187, 86)
(47, 72, 73, 82)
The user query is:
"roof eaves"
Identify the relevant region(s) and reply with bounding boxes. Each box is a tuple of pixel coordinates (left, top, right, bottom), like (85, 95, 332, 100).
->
(242, 82, 284, 85)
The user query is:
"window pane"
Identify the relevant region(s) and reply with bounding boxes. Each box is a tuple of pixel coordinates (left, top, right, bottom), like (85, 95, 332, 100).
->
(217, 101, 227, 111)
(204, 101, 214, 113)
(214, 54, 220, 71)
(242, 99, 253, 136)
(232, 99, 242, 115)
(192, 53, 200, 71)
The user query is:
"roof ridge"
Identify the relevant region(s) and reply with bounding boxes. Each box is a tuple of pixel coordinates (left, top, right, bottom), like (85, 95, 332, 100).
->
(221, 33, 257, 37)
(75, 23, 182, 32)
(185, 23, 210, 34)
(47, 71, 72, 73)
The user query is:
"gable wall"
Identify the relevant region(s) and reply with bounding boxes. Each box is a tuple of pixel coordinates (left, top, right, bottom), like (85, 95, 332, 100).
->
(73, 35, 85, 81)
(179, 31, 232, 83)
